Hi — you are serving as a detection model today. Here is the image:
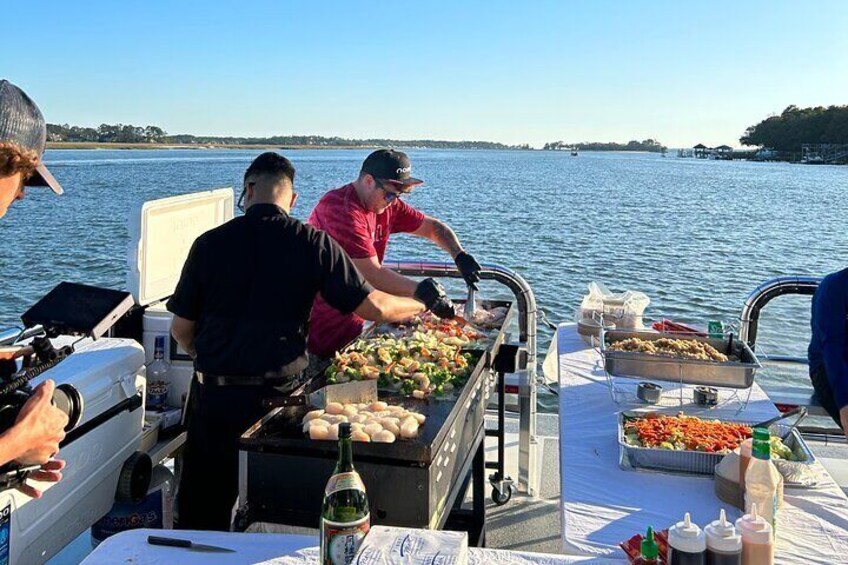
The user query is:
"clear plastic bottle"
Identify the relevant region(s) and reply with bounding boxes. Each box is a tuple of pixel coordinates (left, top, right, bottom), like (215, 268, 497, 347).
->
(668, 512, 706, 565)
(738, 438, 752, 487)
(735, 503, 774, 565)
(705, 509, 742, 565)
(744, 428, 781, 529)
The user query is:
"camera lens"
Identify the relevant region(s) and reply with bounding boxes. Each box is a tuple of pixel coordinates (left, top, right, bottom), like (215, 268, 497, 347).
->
(53, 384, 83, 431)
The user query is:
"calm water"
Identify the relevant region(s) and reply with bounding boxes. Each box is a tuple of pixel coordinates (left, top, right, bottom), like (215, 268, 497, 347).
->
(1, 149, 846, 392)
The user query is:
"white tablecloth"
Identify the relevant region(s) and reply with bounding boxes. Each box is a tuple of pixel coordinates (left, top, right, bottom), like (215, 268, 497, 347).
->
(81, 529, 622, 564)
(557, 324, 848, 564)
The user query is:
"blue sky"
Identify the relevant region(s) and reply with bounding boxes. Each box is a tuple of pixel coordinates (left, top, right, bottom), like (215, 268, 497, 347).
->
(3, 1, 847, 148)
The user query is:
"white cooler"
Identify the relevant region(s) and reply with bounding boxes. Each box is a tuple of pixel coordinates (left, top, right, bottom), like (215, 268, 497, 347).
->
(0, 338, 145, 565)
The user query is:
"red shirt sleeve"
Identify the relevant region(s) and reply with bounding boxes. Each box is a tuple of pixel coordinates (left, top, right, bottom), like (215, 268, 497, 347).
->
(390, 200, 425, 234)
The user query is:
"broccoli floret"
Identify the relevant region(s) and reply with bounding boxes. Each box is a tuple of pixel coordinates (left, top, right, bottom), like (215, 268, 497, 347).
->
(401, 380, 416, 395)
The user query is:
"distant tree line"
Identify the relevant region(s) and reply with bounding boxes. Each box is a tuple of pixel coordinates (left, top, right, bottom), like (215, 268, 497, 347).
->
(542, 139, 666, 152)
(47, 123, 167, 143)
(46, 123, 530, 150)
(740, 105, 848, 151)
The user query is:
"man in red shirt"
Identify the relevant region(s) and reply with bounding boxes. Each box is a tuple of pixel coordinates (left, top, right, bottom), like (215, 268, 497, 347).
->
(307, 149, 481, 357)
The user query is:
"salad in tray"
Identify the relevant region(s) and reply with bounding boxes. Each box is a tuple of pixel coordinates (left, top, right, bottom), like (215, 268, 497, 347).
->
(326, 314, 483, 398)
(622, 412, 799, 460)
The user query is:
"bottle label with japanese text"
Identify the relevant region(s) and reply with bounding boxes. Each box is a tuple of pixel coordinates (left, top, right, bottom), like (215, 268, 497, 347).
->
(324, 472, 365, 497)
(321, 514, 370, 565)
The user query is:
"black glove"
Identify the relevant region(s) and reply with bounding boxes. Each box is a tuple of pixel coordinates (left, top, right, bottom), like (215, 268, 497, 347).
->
(454, 251, 482, 290)
(414, 278, 457, 319)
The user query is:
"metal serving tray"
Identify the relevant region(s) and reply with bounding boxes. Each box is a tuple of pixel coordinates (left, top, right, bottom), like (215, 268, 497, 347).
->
(601, 329, 762, 389)
(618, 412, 816, 479)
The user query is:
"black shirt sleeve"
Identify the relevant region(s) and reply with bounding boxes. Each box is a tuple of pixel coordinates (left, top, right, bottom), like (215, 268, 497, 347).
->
(166, 236, 206, 321)
(316, 231, 374, 315)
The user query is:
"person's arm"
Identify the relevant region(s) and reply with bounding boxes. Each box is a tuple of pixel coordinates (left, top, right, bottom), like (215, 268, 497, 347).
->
(0, 379, 67, 467)
(171, 316, 197, 359)
(351, 256, 418, 297)
(412, 216, 463, 258)
(0, 345, 34, 362)
(412, 216, 482, 289)
(0, 380, 68, 497)
(316, 231, 424, 321)
(354, 290, 425, 323)
(166, 237, 204, 359)
(813, 275, 848, 438)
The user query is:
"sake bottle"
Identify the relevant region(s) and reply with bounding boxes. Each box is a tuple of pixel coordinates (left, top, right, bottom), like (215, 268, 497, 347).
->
(320, 423, 370, 565)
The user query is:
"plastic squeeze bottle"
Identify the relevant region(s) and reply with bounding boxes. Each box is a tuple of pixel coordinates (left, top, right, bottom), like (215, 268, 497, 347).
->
(704, 509, 742, 565)
(738, 438, 753, 486)
(735, 503, 774, 565)
(634, 526, 659, 565)
(668, 512, 706, 565)
(744, 428, 781, 529)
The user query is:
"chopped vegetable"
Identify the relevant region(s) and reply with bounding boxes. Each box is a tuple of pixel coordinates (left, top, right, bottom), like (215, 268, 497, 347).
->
(324, 315, 482, 397)
(624, 413, 752, 453)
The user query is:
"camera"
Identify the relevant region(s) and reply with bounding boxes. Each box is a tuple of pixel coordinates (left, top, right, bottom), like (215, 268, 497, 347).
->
(0, 335, 83, 433)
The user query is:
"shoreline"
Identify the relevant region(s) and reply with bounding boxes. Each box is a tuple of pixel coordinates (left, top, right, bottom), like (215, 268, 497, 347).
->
(47, 142, 666, 153)
(46, 142, 377, 150)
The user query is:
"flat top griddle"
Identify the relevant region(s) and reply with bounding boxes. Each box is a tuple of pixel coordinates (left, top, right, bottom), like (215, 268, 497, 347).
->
(241, 350, 486, 464)
(240, 300, 514, 465)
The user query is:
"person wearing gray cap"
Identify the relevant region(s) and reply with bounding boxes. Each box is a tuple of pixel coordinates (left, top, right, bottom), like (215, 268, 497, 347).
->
(0, 79, 68, 498)
(0, 79, 63, 218)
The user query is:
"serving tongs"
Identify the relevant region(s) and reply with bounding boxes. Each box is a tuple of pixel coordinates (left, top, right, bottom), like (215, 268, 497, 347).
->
(752, 405, 808, 439)
(463, 285, 477, 321)
(454, 285, 486, 333)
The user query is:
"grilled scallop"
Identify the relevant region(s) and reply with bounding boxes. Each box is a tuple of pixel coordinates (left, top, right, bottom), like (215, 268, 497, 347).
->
(325, 402, 345, 415)
(372, 430, 396, 443)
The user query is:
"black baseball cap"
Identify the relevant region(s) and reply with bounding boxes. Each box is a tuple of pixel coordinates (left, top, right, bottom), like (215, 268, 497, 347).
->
(360, 149, 423, 187)
(0, 80, 63, 195)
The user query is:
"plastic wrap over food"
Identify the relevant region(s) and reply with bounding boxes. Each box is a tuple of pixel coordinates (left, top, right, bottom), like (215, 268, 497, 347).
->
(355, 525, 468, 565)
(577, 282, 650, 329)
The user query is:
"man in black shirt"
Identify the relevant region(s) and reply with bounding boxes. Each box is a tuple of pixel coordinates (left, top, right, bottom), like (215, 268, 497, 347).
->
(168, 152, 454, 530)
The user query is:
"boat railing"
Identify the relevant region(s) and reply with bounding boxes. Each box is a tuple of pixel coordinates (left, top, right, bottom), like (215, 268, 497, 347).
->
(0, 325, 43, 346)
(384, 259, 539, 496)
(738, 276, 840, 421)
(739, 275, 820, 348)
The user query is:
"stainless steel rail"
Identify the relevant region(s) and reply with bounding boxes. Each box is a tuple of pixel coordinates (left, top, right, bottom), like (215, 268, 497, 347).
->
(0, 326, 43, 346)
(384, 260, 539, 496)
(739, 276, 835, 419)
(739, 276, 820, 348)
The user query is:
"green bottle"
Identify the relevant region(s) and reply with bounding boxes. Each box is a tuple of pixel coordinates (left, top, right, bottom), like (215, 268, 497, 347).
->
(320, 423, 370, 565)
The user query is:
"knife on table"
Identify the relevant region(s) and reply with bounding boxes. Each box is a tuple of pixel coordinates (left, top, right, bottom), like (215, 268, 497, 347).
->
(147, 535, 235, 553)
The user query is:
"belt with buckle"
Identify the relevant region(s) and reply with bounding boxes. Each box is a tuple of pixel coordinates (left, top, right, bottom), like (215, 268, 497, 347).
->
(196, 371, 305, 393)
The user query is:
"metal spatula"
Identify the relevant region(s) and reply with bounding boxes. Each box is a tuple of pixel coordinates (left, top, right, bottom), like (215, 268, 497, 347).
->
(463, 285, 477, 320)
(265, 379, 378, 409)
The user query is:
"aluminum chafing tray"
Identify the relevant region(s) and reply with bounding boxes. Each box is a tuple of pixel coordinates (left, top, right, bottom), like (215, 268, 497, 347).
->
(617, 412, 816, 482)
(601, 329, 761, 389)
